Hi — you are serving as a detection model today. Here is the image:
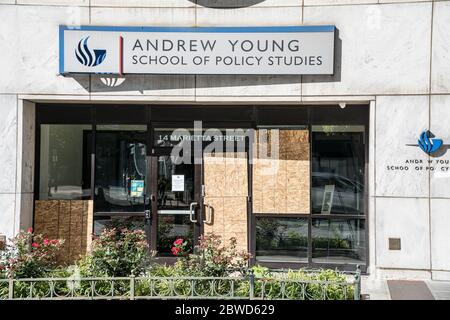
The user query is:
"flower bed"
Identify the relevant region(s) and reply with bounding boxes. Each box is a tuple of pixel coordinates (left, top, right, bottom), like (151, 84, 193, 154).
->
(0, 228, 360, 300)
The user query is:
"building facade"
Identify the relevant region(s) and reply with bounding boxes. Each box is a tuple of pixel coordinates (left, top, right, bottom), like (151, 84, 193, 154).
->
(0, 0, 449, 280)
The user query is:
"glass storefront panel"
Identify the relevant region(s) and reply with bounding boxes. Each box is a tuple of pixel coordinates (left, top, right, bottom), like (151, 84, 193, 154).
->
(36, 105, 369, 269)
(311, 218, 366, 264)
(154, 127, 251, 153)
(256, 217, 308, 263)
(156, 154, 195, 255)
(157, 214, 194, 255)
(311, 126, 365, 215)
(254, 123, 367, 266)
(94, 125, 147, 213)
(156, 155, 195, 211)
(39, 124, 92, 200)
(93, 215, 146, 235)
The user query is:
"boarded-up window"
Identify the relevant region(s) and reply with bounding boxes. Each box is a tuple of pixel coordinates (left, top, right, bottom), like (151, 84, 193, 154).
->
(253, 128, 310, 214)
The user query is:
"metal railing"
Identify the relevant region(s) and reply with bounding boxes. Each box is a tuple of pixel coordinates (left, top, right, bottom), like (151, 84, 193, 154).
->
(0, 268, 361, 301)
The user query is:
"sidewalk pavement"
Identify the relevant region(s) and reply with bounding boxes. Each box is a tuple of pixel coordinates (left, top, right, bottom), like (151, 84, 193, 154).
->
(361, 276, 391, 300)
(426, 280, 450, 300)
(361, 276, 450, 300)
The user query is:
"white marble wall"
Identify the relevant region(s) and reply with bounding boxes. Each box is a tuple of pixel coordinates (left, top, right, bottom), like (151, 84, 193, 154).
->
(302, 2, 432, 96)
(0, 95, 17, 194)
(375, 95, 430, 198)
(430, 95, 450, 198)
(0, 5, 90, 95)
(431, 1, 450, 94)
(0, 95, 34, 242)
(0, 0, 449, 279)
(0, 95, 17, 241)
(431, 199, 450, 280)
(0, 1, 439, 99)
(376, 197, 430, 270)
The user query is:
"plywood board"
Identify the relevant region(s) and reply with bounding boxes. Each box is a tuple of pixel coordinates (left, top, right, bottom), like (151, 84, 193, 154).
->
(204, 152, 248, 252)
(253, 129, 310, 214)
(34, 200, 93, 265)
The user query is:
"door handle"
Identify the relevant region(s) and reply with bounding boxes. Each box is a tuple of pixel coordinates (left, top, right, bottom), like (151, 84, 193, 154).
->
(144, 194, 155, 205)
(144, 210, 151, 225)
(189, 202, 198, 223)
(203, 204, 212, 224)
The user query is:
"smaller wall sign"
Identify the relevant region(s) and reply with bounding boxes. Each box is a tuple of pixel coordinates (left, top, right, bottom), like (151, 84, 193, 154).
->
(321, 185, 335, 214)
(417, 130, 443, 155)
(172, 175, 185, 192)
(386, 130, 450, 173)
(130, 180, 144, 197)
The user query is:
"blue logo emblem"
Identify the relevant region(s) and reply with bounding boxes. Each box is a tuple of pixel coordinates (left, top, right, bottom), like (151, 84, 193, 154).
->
(418, 130, 443, 154)
(75, 37, 106, 67)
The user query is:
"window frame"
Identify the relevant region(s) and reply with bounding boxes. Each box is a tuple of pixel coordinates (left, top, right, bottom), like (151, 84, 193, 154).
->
(252, 105, 369, 272)
(34, 103, 369, 272)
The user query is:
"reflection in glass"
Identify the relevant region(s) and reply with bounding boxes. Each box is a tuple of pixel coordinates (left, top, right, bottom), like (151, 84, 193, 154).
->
(157, 214, 194, 255)
(93, 215, 146, 236)
(94, 125, 147, 213)
(157, 155, 195, 255)
(312, 126, 365, 215)
(154, 128, 194, 148)
(256, 217, 308, 263)
(312, 218, 365, 264)
(157, 155, 194, 210)
(39, 124, 92, 200)
(154, 128, 250, 153)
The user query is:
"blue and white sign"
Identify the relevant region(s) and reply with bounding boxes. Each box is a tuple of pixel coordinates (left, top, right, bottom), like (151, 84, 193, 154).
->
(60, 25, 335, 75)
(418, 130, 443, 154)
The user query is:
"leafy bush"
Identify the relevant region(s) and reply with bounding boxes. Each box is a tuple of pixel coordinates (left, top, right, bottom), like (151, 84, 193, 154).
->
(77, 227, 150, 277)
(177, 233, 251, 277)
(3, 264, 355, 300)
(136, 264, 248, 298)
(0, 228, 356, 300)
(235, 266, 355, 300)
(0, 228, 64, 279)
(134, 233, 252, 297)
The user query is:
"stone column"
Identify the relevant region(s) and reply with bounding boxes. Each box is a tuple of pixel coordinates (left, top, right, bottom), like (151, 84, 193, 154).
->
(0, 95, 35, 243)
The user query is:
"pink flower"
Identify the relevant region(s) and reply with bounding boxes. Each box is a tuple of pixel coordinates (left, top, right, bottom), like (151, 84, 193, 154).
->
(43, 239, 50, 245)
(50, 239, 59, 245)
(31, 242, 39, 248)
(171, 247, 180, 256)
(173, 238, 184, 246)
(27, 228, 33, 233)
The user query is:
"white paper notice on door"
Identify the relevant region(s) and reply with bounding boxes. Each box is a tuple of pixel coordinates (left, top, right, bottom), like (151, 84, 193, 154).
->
(172, 175, 185, 192)
(321, 184, 335, 214)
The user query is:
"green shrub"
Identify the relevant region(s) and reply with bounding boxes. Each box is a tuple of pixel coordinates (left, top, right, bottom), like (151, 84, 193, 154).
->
(176, 233, 251, 277)
(257, 268, 354, 300)
(77, 227, 150, 277)
(63, 227, 151, 297)
(236, 266, 355, 300)
(0, 228, 64, 279)
(0, 278, 8, 299)
(140, 234, 254, 298)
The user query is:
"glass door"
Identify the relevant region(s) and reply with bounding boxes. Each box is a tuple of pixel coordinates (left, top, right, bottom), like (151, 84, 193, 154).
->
(151, 150, 201, 256)
(150, 125, 251, 257)
(93, 125, 151, 239)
